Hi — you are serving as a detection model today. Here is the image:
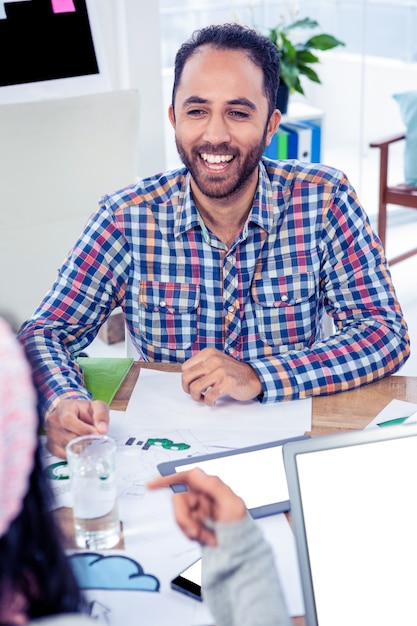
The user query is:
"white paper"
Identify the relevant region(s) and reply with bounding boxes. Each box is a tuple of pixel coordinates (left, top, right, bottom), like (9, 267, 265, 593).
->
(76, 512, 304, 625)
(44, 381, 308, 625)
(365, 399, 417, 429)
(124, 371, 311, 435)
(81, 588, 197, 626)
(256, 514, 305, 617)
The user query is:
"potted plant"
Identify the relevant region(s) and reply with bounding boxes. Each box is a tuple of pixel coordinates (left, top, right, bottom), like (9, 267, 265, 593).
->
(267, 16, 345, 114)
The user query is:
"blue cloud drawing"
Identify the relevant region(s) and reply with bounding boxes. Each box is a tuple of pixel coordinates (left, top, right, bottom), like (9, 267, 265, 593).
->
(69, 553, 160, 592)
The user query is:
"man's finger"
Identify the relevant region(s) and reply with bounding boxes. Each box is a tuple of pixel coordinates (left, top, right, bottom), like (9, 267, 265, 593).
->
(91, 400, 110, 433)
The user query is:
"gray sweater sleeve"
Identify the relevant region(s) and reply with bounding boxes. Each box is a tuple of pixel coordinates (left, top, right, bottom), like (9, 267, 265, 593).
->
(201, 514, 292, 626)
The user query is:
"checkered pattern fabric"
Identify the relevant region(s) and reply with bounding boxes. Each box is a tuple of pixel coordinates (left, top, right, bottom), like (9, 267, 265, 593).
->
(18, 159, 410, 416)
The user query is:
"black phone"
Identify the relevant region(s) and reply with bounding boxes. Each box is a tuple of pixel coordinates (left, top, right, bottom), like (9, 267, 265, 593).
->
(171, 558, 202, 601)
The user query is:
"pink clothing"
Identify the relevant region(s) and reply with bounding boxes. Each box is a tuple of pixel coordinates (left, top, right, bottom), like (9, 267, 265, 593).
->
(0, 318, 38, 536)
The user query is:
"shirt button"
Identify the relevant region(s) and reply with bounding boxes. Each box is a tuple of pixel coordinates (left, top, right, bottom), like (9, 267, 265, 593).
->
(227, 305, 235, 313)
(159, 300, 167, 307)
(281, 294, 289, 302)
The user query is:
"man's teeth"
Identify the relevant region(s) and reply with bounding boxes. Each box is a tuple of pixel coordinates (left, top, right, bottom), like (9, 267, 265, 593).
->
(201, 153, 234, 164)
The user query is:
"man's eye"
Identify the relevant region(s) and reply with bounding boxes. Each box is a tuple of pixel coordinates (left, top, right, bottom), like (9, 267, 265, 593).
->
(187, 109, 205, 116)
(230, 110, 250, 119)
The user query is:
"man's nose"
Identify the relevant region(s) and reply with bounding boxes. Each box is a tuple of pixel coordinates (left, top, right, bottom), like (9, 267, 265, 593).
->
(202, 114, 231, 145)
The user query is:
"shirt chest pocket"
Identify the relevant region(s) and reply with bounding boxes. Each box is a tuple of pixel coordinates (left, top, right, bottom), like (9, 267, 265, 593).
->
(138, 281, 199, 349)
(252, 273, 318, 348)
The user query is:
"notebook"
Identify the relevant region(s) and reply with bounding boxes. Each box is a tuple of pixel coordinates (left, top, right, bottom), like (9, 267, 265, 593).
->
(283, 423, 417, 626)
(77, 357, 133, 405)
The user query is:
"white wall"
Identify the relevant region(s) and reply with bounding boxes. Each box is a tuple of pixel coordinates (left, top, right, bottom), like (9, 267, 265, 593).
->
(0, 91, 140, 324)
(95, 0, 166, 178)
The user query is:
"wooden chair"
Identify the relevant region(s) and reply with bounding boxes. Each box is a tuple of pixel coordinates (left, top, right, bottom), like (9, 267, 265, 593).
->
(370, 133, 417, 265)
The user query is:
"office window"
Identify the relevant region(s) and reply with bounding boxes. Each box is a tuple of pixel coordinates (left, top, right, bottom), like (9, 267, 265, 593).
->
(159, 0, 266, 68)
(159, 0, 417, 65)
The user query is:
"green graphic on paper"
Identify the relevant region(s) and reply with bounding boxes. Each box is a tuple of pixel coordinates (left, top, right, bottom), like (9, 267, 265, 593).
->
(45, 460, 70, 480)
(145, 438, 191, 451)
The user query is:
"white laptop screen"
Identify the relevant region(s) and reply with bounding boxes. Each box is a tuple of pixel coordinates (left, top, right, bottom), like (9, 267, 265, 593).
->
(284, 426, 417, 626)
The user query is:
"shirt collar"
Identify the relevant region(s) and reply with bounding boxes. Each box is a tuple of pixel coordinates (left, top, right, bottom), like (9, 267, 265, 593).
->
(173, 172, 201, 239)
(247, 160, 276, 234)
(173, 162, 277, 239)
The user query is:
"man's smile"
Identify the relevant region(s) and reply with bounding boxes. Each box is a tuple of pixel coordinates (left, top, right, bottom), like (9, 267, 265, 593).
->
(199, 152, 236, 172)
(200, 153, 234, 164)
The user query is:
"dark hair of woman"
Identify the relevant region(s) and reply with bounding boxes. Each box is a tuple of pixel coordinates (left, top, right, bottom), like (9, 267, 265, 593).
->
(0, 442, 86, 620)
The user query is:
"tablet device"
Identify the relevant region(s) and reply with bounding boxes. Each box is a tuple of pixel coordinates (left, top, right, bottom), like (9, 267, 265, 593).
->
(171, 558, 202, 601)
(158, 435, 309, 517)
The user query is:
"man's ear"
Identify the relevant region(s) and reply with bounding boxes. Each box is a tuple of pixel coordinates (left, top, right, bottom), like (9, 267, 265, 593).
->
(265, 109, 281, 146)
(168, 104, 176, 129)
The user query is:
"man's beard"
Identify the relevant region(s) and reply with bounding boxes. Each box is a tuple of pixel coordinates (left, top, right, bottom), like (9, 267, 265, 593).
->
(175, 129, 268, 199)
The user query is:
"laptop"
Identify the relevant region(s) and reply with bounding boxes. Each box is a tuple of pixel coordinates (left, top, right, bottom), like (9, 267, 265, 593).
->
(283, 423, 417, 626)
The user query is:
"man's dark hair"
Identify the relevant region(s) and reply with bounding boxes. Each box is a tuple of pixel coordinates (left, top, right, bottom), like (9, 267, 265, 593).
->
(172, 23, 280, 118)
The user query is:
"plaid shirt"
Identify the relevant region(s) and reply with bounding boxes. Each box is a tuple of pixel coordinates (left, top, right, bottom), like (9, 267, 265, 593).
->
(19, 159, 410, 417)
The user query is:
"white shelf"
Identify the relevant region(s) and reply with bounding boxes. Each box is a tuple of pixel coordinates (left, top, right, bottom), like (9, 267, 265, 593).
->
(282, 102, 324, 123)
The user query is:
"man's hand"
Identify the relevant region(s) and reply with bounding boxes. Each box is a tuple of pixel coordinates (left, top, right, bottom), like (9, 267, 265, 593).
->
(182, 347, 263, 406)
(45, 399, 110, 459)
(148, 468, 247, 546)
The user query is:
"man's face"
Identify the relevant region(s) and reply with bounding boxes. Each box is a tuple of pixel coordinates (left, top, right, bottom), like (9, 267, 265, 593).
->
(169, 45, 279, 200)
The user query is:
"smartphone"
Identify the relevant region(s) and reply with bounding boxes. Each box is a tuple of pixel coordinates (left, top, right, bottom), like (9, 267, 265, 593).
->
(171, 558, 202, 601)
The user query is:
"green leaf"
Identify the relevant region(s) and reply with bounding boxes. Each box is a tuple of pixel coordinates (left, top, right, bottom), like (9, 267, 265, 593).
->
(295, 49, 320, 65)
(266, 15, 345, 94)
(279, 35, 297, 63)
(280, 64, 300, 92)
(268, 28, 278, 46)
(306, 34, 345, 51)
(284, 17, 319, 31)
(298, 65, 321, 84)
(292, 76, 305, 95)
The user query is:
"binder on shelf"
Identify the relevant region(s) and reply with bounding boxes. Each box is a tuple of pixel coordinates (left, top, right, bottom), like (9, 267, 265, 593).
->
(281, 121, 311, 161)
(264, 127, 290, 160)
(276, 128, 289, 159)
(264, 119, 321, 162)
(304, 121, 321, 162)
(281, 120, 321, 162)
(280, 123, 298, 159)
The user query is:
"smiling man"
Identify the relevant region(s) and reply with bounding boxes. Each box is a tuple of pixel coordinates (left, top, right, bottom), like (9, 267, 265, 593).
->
(18, 24, 409, 458)
(171, 47, 277, 206)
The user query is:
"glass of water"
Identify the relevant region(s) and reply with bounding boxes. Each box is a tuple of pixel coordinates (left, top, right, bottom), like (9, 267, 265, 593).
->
(66, 434, 120, 550)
